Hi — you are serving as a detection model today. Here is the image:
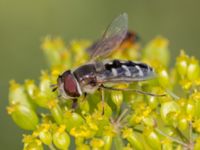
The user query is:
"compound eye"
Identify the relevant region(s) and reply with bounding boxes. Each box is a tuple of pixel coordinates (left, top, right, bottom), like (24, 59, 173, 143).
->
(63, 74, 80, 97)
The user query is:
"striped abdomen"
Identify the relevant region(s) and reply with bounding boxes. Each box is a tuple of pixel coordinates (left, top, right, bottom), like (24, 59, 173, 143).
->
(97, 59, 155, 83)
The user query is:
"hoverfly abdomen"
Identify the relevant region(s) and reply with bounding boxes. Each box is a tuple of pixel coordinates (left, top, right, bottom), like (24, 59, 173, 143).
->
(97, 59, 155, 83)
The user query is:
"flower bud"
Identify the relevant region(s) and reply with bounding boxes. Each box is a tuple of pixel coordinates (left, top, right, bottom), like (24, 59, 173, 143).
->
(70, 40, 90, 67)
(143, 116, 155, 127)
(9, 80, 34, 109)
(191, 92, 200, 119)
(24, 140, 44, 150)
(39, 130, 52, 146)
(42, 36, 65, 52)
(144, 128, 161, 150)
(122, 128, 143, 150)
(187, 57, 200, 80)
(176, 145, 183, 150)
(60, 50, 72, 69)
(63, 111, 84, 132)
(24, 80, 38, 99)
(79, 100, 90, 114)
(186, 99, 195, 117)
(176, 50, 189, 77)
(147, 96, 159, 109)
(76, 144, 90, 150)
(122, 144, 133, 150)
(192, 119, 200, 133)
(194, 138, 200, 150)
(160, 101, 180, 125)
(162, 138, 172, 150)
(103, 135, 113, 150)
(39, 71, 52, 93)
(111, 91, 123, 110)
(53, 125, 70, 150)
(48, 99, 63, 124)
(75, 137, 84, 146)
(158, 68, 170, 88)
(143, 36, 170, 67)
(90, 138, 104, 150)
(41, 36, 65, 67)
(70, 125, 94, 139)
(177, 116, 188, 131)
(7, 104, 39, 130)
(32, 71, 54, 108)
(34, 93, 50, 108)
(180, 79, 192, 90)
(113, 135, 124, 150)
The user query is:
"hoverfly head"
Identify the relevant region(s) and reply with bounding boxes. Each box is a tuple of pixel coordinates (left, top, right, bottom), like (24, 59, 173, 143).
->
(57, 70, 81, 99)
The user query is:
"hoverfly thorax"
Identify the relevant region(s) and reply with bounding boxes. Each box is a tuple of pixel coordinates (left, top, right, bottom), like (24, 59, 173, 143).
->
(57, 70, 82, 99)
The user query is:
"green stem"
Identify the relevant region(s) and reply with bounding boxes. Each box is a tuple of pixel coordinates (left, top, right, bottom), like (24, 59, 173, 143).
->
(113, 135, 124, 150)
(155, 128, 188, 147)
(189, 121, 193, 144)
(48, 143, 57, 150)
(175, 127, 189, 143)
(116, 109, 128, 123)
(165, 89, 180, 100)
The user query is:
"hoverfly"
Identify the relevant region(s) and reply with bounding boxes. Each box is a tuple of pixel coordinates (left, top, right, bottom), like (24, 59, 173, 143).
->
(55, 13, 165, 113)
(118, 31, 139, 49)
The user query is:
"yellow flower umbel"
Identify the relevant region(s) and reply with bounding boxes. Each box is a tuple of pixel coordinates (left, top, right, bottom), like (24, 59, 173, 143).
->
(7, 36, 200, 150)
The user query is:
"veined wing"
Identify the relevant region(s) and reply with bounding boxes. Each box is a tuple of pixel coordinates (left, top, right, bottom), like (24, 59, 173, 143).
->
(88, 13, 128, 61)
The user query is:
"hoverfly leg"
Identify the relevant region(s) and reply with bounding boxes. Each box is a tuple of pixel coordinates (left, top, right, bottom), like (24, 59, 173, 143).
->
(52, 87, 58, 92)
(50, 84, 58, 92)
(99, 87, 105, 115)
(57, 94, 62, 99)
(81, 93, 87, 101)
(72, 99, 78, 110)
(101, 85, 166, 97)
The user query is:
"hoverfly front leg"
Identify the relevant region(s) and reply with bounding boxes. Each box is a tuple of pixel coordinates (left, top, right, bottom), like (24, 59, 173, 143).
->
(81, 93, 88, 101)
(72, 99, 78, 109)
(72, 93, 87, 110)
(50, 84, 58, 92)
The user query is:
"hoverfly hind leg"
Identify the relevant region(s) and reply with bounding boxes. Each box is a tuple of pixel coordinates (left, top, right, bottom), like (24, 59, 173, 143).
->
(101, 85, 166, 97)
(98, 87, 105, 115)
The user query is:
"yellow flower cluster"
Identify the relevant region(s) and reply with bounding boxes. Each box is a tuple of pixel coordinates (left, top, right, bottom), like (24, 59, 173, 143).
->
(7, 36, 200, 150)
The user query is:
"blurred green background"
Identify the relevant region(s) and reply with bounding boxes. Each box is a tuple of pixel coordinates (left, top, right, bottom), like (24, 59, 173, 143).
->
(0, 0, 200, 149)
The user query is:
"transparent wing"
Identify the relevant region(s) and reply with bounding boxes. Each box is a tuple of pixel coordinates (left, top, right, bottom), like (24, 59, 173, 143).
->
(88, 13, 128, 61)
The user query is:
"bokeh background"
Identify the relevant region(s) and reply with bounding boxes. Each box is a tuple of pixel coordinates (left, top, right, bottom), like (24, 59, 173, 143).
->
(0, 0, 200, 149)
